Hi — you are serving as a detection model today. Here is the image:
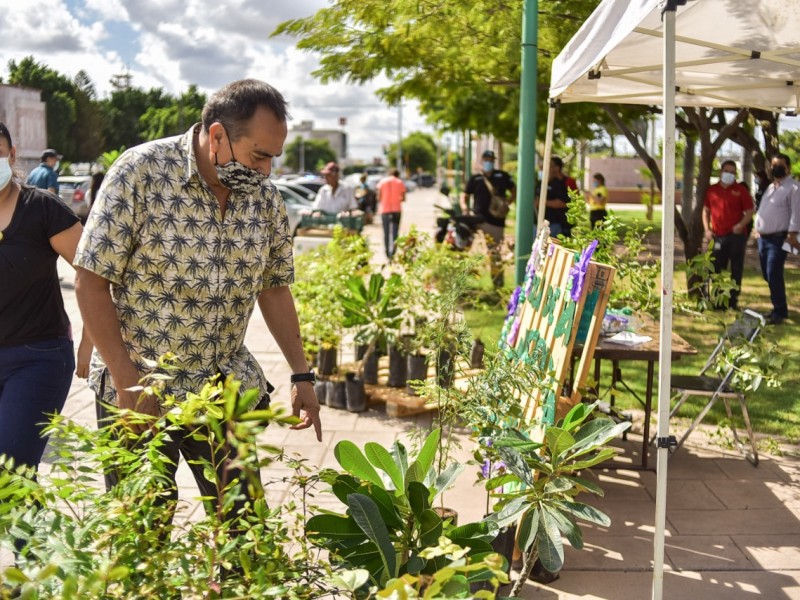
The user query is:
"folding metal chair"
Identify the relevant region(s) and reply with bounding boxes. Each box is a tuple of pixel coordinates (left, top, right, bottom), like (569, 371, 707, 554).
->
(665, 309, 765, 466)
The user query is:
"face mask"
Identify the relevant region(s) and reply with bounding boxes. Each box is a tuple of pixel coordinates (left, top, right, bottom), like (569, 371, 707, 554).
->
(593, 181, 601, 188)
(0, 157, 11, 191)
(720, 172, 736, 185)
(214, 134, 269, 196)
(482, 161, 494, 172)
(772, 164, 787, 179)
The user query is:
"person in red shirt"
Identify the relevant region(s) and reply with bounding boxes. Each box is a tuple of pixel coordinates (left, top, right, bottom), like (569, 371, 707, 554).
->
(377, 168, 406, 260)
(702, 160, 754, 309)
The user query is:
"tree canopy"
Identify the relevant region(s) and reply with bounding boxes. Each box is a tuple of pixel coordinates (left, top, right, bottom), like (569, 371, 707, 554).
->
(274, 0, 615, 145)
(283, 136, 337, 172)
(388, 131, 437, 173)
(5, 56, 204, 163)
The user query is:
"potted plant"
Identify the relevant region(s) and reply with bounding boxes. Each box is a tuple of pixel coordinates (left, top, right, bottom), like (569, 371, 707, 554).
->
(293, 227, 373, 378)
(340, 272, 403, 411)
(484, 402, 631, 595)
(305, 429, 504, 589)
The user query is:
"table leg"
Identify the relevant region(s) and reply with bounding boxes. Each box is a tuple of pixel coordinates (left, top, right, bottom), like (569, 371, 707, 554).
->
(641, 361, 655, 470)
(610, 360, 619, 407)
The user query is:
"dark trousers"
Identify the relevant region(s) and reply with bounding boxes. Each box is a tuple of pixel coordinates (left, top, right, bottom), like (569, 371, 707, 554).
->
(712, 233, 747, 309)
(589, 210, 607, 228)
(96, 379, 263, 525)
(0, 337, 74, 468)
(382, 212, 402, 259)
(549, 222, 571, 238)
(758, 233, 789, 318)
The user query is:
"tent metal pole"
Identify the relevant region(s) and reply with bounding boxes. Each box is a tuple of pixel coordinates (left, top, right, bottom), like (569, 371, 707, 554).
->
(537, 103, 556, 231)
(515, 0, 538, 284)
(653, 3, 678, 600)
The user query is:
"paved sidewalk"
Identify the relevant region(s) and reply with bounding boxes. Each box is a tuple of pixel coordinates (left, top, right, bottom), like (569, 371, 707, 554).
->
(11, 187, 799, 599)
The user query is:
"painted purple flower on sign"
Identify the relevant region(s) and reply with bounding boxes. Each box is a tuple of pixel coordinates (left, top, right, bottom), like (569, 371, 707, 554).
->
(506, 286, 522, 319)
(570, 239, 599, 302)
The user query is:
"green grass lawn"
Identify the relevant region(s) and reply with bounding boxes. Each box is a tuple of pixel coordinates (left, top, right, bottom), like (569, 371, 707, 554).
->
(464, 232, 800, 444)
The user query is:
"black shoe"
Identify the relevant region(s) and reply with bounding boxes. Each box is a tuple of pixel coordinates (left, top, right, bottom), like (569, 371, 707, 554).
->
(767, 314, 785, 325)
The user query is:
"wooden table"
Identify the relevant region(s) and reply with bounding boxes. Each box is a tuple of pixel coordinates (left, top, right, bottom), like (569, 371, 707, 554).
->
(573, 316, 696, 470)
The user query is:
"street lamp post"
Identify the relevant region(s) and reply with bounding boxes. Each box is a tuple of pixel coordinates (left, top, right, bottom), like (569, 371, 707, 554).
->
(515, 0, 539, 284)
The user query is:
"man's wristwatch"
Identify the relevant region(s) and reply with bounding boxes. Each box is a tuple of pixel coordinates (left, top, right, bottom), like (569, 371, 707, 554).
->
(290, 371, 316, 385)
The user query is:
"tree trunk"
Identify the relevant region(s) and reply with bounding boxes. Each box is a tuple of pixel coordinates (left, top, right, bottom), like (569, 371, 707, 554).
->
(602, 103, 689, 244)
(681, 134, 696, 227)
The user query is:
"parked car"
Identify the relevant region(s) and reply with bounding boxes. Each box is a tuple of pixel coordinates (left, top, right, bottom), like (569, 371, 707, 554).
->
(289, 177, 325, 195)
(274, 182, 313, 236)
(403, 178, 418, 192)
(57, 175, 92, 221)
(412, 172, 435, 188)
(274, 179, 317, 203)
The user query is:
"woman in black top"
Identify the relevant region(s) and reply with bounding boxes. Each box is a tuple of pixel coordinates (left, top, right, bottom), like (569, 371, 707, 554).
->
(0, 122, 90, 471)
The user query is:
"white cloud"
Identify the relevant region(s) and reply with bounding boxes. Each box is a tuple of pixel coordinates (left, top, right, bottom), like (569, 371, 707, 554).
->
(83, 0, 130, 22)
(0, 0, 435, 161)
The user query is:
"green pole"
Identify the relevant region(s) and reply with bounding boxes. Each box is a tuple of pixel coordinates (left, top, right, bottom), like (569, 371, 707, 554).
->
(514, 0, 538, 284)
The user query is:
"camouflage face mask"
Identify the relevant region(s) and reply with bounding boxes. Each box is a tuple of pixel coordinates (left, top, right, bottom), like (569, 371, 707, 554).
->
(214, 133, 268, 197)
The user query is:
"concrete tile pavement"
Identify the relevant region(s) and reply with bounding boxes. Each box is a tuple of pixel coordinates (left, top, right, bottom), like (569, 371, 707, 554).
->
(14, 187, 799, 598)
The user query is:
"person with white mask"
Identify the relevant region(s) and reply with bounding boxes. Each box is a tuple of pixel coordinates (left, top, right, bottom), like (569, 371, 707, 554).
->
(0, 121, 90, 474)
(702, 160, 754, 310)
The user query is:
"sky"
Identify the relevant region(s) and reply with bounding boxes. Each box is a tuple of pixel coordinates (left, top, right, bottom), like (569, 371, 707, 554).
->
(0, 0, 433, 164)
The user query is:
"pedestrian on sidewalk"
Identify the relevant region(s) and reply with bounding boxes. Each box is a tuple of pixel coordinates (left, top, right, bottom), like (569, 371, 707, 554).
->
(753, 153, 800, 325)
(0, 122, 91, 472)
(377, 168, 406, 260)
(74, 79, 322, 524)
(462, 149, 516, 288)
(25, 149, 60, 195)
(702, 160, 754, 310)
(585, 172, 608, 228)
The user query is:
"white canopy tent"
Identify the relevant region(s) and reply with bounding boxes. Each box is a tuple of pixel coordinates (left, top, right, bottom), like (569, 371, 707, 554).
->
(543, 1, 800, 598)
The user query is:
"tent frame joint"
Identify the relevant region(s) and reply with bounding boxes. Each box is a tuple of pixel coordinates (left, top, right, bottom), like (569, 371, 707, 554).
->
(656, 435, 678, 451)
(663, 0, 687, 12)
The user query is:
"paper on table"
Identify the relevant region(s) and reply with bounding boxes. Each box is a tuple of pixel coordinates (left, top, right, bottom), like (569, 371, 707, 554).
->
(605, 331, 652, 346)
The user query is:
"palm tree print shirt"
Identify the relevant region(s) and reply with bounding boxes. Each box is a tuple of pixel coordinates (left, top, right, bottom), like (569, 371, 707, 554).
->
(75, 125, 294, 404)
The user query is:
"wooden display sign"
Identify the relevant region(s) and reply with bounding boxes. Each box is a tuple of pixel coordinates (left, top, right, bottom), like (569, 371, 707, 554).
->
(499, 229, 615, 433)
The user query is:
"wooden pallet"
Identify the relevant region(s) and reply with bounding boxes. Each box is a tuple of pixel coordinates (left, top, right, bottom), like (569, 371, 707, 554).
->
(335, 358, 482, 418)
(365, 383, 434, 418)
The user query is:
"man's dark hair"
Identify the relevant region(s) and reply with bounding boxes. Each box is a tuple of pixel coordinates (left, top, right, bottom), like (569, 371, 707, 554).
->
(593, 172, 605, 184)
(720, 159, 737, 171)
(202, 79, 290, 141)
(552, 156, 564, 169)
(772, 152, 791, 169)
(391, 168, 400, 177)
(0, 122, 12, 147)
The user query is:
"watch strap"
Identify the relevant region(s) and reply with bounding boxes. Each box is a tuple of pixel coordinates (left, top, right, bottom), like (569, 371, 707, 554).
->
(290, 371, 316, 384)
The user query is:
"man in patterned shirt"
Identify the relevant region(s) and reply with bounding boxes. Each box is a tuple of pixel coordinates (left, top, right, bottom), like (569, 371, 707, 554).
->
(74, 79, 321, 513)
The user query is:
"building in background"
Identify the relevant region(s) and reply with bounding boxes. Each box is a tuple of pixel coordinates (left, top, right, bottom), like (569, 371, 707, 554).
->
(584, 156, 683, 205)
(287, 120, 348, 164)
(0, 84, 47, 174)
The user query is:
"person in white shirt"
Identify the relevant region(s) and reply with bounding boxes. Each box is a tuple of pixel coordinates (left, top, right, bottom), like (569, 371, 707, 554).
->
(312, 162, 358, 214)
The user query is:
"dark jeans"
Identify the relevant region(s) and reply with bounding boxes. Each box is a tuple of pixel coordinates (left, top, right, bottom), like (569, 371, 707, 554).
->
(382, 212, 402, 259)
(712, 233, 747, 309)
(95, 374, 265, 525)
(0, 336, 74, 468)
(549, 222, 571, 238)
(758, 233, 789, 318)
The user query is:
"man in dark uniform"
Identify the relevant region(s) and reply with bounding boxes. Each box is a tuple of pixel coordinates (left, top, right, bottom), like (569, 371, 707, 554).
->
(461, 149, 516, 288)
(545, 156, 577, 238)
